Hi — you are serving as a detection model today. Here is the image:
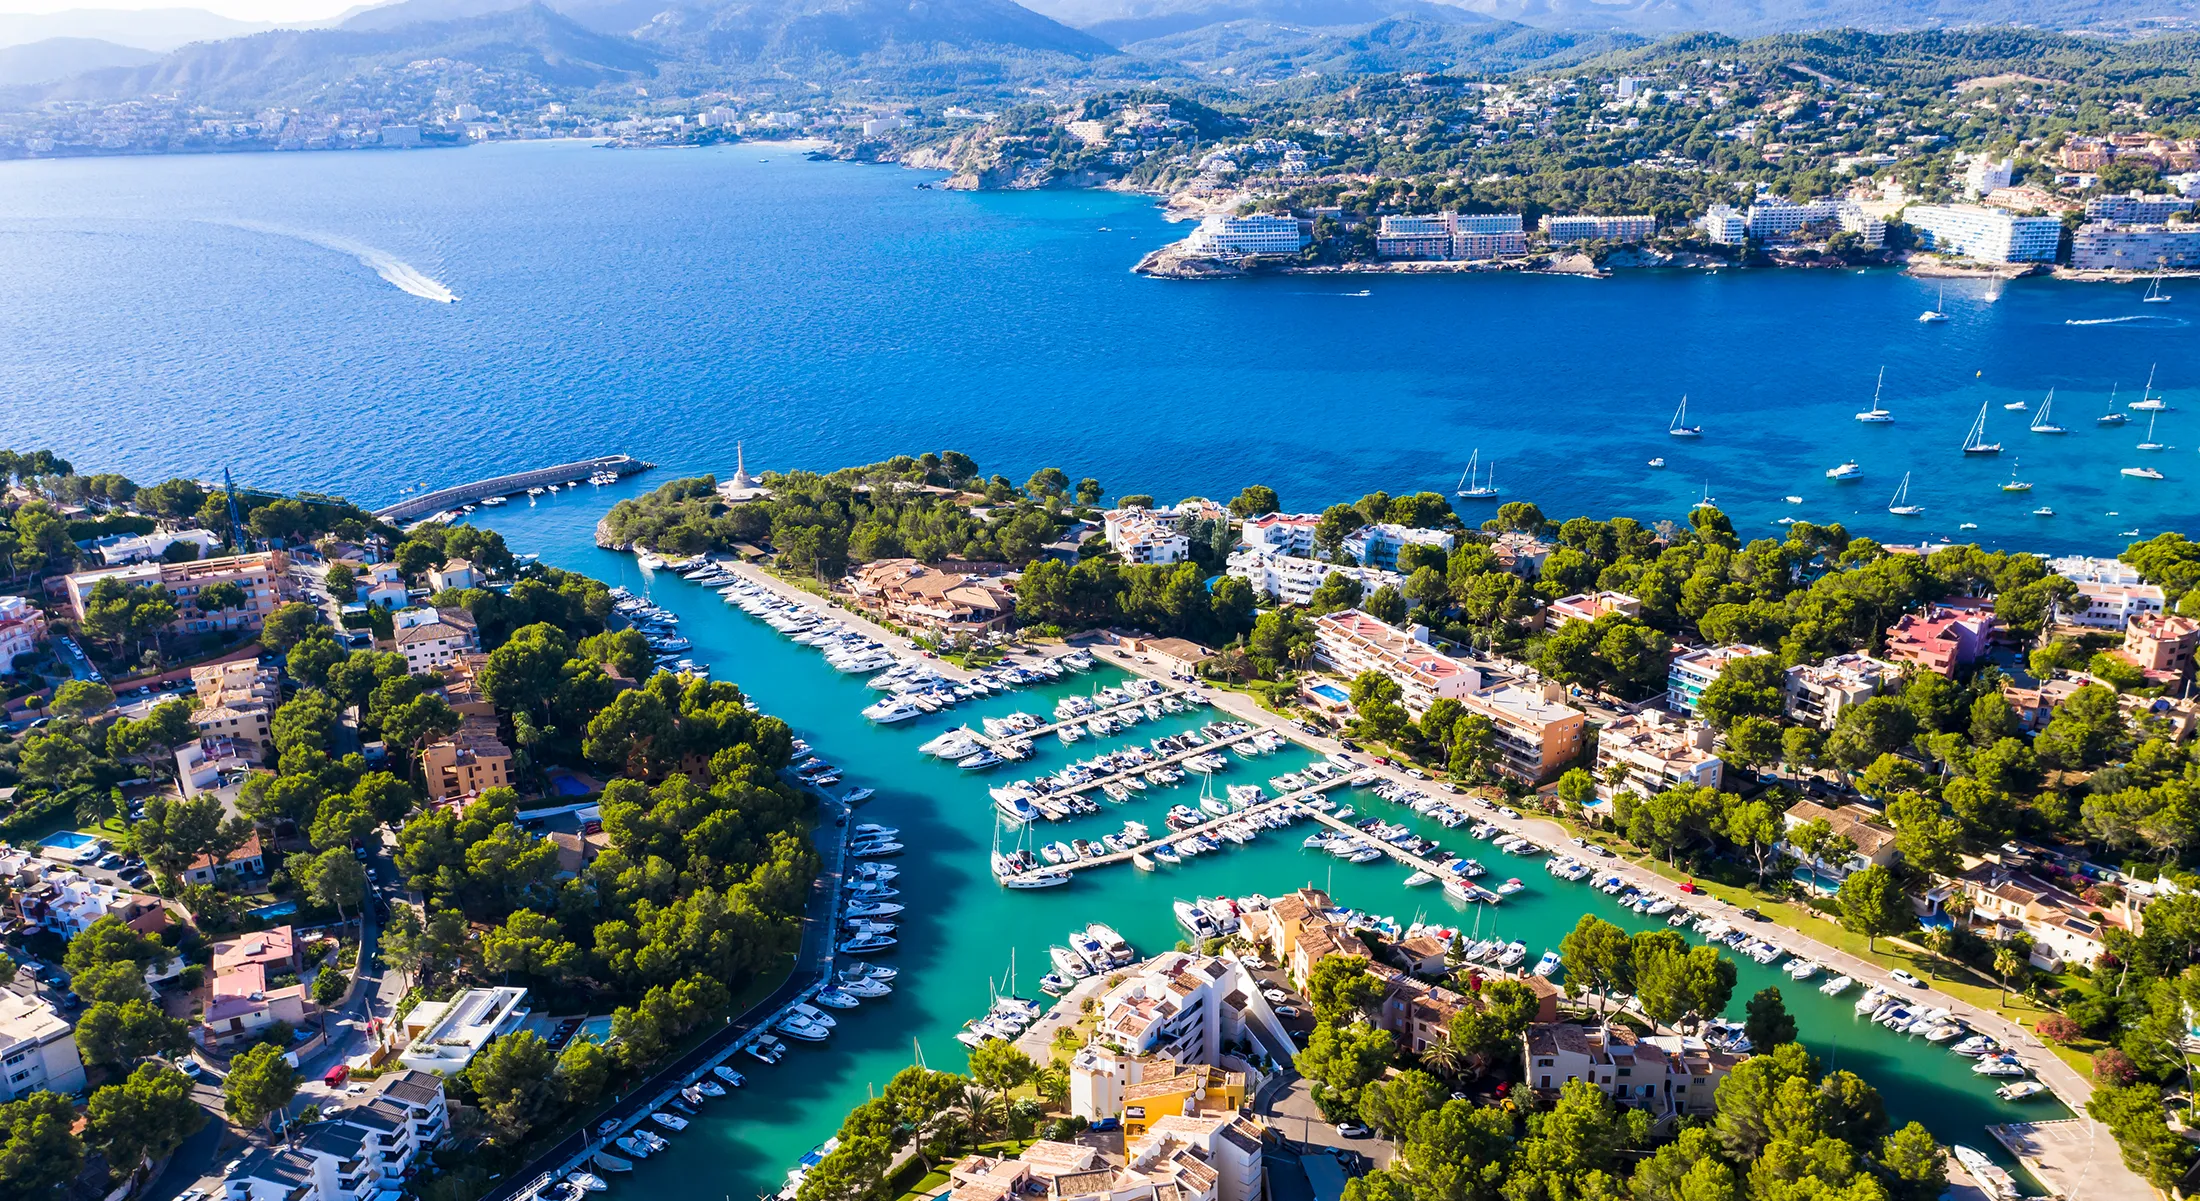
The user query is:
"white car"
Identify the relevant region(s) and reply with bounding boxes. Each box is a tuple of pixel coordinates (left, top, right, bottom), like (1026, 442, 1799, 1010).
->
(1262, 988, 1292, 1004)
(1889, 969, 1923, 988)
(1335, 1122, 1370, 1138)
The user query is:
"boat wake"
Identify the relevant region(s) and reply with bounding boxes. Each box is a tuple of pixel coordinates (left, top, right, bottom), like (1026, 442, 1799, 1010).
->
(211, 219, 458, 303)
(2065, 315, 2184, 327)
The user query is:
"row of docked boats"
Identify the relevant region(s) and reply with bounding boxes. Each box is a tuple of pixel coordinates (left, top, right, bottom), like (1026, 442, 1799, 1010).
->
(985, 720, 1254, 823)
(607, 588, 713, 680)
(1038, 923, 1137, 993)
(595, 1064, 752, 1181)
(840, 861, 906, 952)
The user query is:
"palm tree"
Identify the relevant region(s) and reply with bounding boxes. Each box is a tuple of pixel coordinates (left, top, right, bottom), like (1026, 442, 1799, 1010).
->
(1993, 946, 2027, 1007)
(1419, 1034, 1465, 1083)
(953, 1083, 1001, 1152)
(1923, 926, 1957, 980)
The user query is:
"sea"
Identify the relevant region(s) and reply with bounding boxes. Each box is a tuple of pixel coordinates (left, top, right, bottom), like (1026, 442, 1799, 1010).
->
(0, 138, 2154, 1194)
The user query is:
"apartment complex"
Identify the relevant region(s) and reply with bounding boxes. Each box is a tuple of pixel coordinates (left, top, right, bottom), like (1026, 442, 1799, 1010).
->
(1081, 951, 1294, 1070)
(1592, 710, 1723, 802)
(1374, 211, 1527, 259)
(1783, 653, 1899, 729)
(2055, 580, 2167, 630)
(1950, 863, 2126, 969)
(1884, 603, 1996, 676)
(63, 550, 294, 634)
(223, 1073, 450, 1201)
(845, 558, 1017, 632)
(1185, 213, 1309, 255)
(2049, 555, 2143, 586)
(1781, 799, 1898, 878)
(191, 659, 282, 758)
(1666, 644, 1769, 716)
(1223, 548, 1402, 607)
(1544, 590, 1641, 629)
(2071, 223, 2200, 271)
(0, 595, 45, 672)
(1237, 511, 1320, 556)
(2120, 612, 2200, 681)
(1904, 204, 2063, 263)
(1540, 213, 1658, 244)
(1698, 205, 1748, 244)
(1458, 677, 1587, 784)
(1310, 609, 1474, 715)
(0, 992, 85, 1100)
(391, 605, 481, 673)
(1523, 1022, 1742, 1118)
(420, 715, 513, 803)
(1342, 522, 1455, 570)
(1103, 506, 1192, 565)
(2084, 191, 2197, 224)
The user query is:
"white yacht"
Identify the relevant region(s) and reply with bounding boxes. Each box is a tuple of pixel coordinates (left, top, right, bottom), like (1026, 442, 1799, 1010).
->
(1455, 449, 1500, 499)
(1853, 367, 1893, 423)
(2029, 389, 2065, 434)
(861, 697, 925, 724)
(1826, 461, 1862, 480)
(1918, 284, 1949, 323)
(1667, 395, 1702, 437)
(1961, 399, 2002, 454)
(1887, 473, 1923, 516)
(2143, 270, 2173, 304)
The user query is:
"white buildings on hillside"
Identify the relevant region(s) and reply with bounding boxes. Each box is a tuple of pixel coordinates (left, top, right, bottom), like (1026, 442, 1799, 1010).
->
(1666, 644, 1770, 717)
(0, 595, 45, 673)
(392, 606, 481, 674)
(1104, 508, 1191, 565)
(2084, 191, 2196, 224)
(396, 986, 528, 1075)
(2071, 223, 2200, 271)
(0, 992, 85, 1099)
(1225, 549, 1402, 607)
(1081, 951, 1295, 1070)
(1310, 609, 1473, 715)
(2056, 580, 2168, 630)
(1905, 204, 2062, 263)
(1593, 710, 1722, 802)
(1699, 205, 1748, 244)
(1783, 654, 1899, 729)
(1964, 155, 2013, 198)
(1186, 214, 1308, 256)
(2049, 555, 2144, 586)
(1374, 212, 1527, 259)
(1238, 512, 1320, 556)
(1540, 214, 1658, 244)
(223, 1073, 450, 1201)
(1342, 523, 1454, 570)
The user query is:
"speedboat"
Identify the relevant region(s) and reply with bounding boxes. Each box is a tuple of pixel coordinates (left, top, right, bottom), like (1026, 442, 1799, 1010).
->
(651, 1112, 689, 1132)
(568, 1174, 608, 1194)
(713, 1065, 746, 1086)
(1971, 1055, 2027, 1079)
(616, 1136, 654, 1159)
(1050, 945, 1091, 978)
(1827, 461, 1862, 481)
(1996, 1080, 2047, 1101)
(1497, 941, 1528, 968)
(1533, 950, 1563, 978)
(1951, 1034, 2000, 1057)
(1818, 974, 1853, 996)
(1951, 1146, 2017, 1200)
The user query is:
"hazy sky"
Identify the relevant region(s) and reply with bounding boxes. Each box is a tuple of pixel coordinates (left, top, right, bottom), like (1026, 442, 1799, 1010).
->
(0, 0, 366, 19)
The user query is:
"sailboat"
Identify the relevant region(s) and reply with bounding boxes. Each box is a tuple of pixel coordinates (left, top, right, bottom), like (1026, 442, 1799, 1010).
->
(2099, 384, 2128, 426)
(1668, 395, 1702, 437)
(1888, 473, 1924, 516)
(1918, 284, 1949, 323)
(1960, 399, 2002, 454)
(2143, 269, 2173, 305)
(2001, 460, 2032, 492)
(2137, 410, 2166, 452)
(2130, 364, 2171, 411)
(1691, 482, 1718, 511)
(1455, 450, 1499, 499)
(2029, 390, 2065, 434)
(1854, 367, 1893, 423)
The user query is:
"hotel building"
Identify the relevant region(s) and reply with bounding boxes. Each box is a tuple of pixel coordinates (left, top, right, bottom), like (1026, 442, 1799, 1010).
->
(1904, 204, 2063, 263)
(1185, 213, 1309, 255)
(1224, 548, 1402, 607)
(2071, 222, 2200, 271)
(1540, 214, 1658, 244)
(1310, 609, 1474, 714)
(63, 550, 295, 635)
(1666, 644, 1769, 717)
(1593, 710, 1723, 802)
(1374, 212, 1527, 259)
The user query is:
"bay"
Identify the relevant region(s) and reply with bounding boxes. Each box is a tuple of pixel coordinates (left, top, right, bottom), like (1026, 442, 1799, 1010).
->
(472, 495, 2065, 1201)
(0, 139, 2195, 554)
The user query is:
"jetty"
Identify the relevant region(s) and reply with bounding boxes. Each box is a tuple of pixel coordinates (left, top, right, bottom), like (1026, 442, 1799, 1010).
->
(1006, 724, 1266, 818)
(375, 454, 651, 523)
(961, 684, 1205, 755)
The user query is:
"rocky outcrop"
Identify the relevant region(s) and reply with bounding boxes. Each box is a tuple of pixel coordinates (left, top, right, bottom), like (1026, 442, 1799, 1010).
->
(1133, 241, 1251, 278)
(594, 514, 632, 551)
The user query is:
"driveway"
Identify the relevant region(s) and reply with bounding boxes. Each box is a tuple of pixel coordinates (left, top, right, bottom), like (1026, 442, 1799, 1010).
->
(1252, 1073, 1394, 1171)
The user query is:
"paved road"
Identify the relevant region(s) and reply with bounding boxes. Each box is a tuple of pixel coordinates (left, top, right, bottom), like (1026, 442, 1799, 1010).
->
(1088, 647, 2150, 1201)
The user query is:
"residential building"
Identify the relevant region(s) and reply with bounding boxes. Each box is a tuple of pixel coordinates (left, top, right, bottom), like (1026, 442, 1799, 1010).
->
(355, 561, 409, 609)
(420, 715, 512, 803)
(1118, 634, 1213, 678)
(309, 1071, 449, 1186)
(0, 595, 45, 673)
(1185, 213, 1308, 256)
(62, 550, 293, 635)
(1071, 1052, 1246, 1134)
(1544, 591, 1641, 629)
(1592, 711, 1722, 802)
(1104, 507, 1192, 565)
(0, 992, 85, 1099)
(2119, 612, 2200, 681)
(190, 660, 281, 758)
(1082, 951, 1295, 1071)
(1374, 214, 1450, 259)
(434, 653, 497, 715)
(1780, 799, 1898, 878)
(2055, 580, 2167, 630)
(177, 736, 250, 799)
(1964, 155, 2013, 197)
(1745, 197, 1839, 242)
(1456, 677, 1587, 785)
(1237, 511, 1320, 556)
(844, 558, 1017, 632)
(2049, 555, 2143, 586)
(1374, 212, 1527, 259)
(1225, 549, 1402, 606)
(1540, 214, 1658, 244)
(1698, 204, 1747, 244)
(1342, 523, 1454, 570)
(92, 528, 220, 565)
(1243, 888, 1363, 991)
(425, 558, 480, 593)
(1999, 670, 2113, 733)
(397, 985, 529, 1075)
(213, 924, 298, 976)
(13, 871, 166, 938)
(184, 830, 266, 886)
(203, 961, 309, 1048)
(393, 606, 482, 673)
(2084, 191, 2197, 224)
(1666, 644, 1770, 716)
(1783, 654, 1899, 729)
(1883, 604, 1996, 676)
(1310, 609, 1474, 716)
(2071, 222, 2200, 271)
(1950, 862, 2128, 969)
(1129, 1112, 1267, 1201)
(1836, 200, 1888, 248)
(1488, 531, 1555, 578)
(1523, 1022, 1742, 1117)
(1904, 204, 2062, 264)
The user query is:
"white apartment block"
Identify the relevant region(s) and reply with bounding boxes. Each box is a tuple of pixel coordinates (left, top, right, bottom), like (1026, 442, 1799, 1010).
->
(1310, 609, 1474, 715)
(2084, 191, 2196, 224)
(2056, 580, 2167, 630)
(1544, 591, 1642, 629)
(1238, 512, 1320, 556)
(0, 595, 45, 673)
(396, 986, 528, 1075)
(2048, 555, 2143, 586)
(1374, 212, 1527, 259)
(1186, 214, 1308, 256)
(2071, 223, 2200, 271)
(1666, 643, 1770, 716)
(1964, 156, 2013, 197)
(1744, 198, 1838, 241)
(1593, 710, 1723, 802)
(1524, 1023, 1739, 1118)
(1342, 523, 1455, 571)
(391, 606, 480, 674)
(1540, 214, 1659, 244)
(1905, 204, 2063, 263)
(1784, 654, 1900, 729)
(1836, 201, 1887, 248)
(1698, 205, 1747, 244)
(1075, 952, 1294, 1088)
(1104, 508, 1192, 565)
(1225, 549, 1402, 607)
(220, 1079, 447, 1201)
(93, 528, 221, 565)
(0, 992, 85, 1099)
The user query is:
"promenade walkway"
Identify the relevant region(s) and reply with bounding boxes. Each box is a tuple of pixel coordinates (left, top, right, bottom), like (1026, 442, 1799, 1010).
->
(1083, 646, 2149, 1201)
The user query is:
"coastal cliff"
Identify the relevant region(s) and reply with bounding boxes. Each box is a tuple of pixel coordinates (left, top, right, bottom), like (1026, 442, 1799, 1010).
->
(594, 513, 632, 551)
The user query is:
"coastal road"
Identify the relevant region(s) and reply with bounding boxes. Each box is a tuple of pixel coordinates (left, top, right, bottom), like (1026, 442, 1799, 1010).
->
(1086, 646, 2148, 1201)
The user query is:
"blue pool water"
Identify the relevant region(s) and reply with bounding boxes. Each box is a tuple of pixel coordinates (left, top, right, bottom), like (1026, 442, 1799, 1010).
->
(247, 900, 298, 921)
(38, 830, 96, 850)
(1309, 682, 1351, 705)
(0, 140, 2195, 556)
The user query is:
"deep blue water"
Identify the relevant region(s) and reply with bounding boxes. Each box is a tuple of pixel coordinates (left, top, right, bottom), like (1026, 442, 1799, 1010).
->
(1, 139, 2196, 552)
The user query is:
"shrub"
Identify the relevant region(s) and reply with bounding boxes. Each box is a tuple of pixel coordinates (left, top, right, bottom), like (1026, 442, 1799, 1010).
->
(2094, 1047, 2139, 1087)
(2035, 1014, 2082, 1045)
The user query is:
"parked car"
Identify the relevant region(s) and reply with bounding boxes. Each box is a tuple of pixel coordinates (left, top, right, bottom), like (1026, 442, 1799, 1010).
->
(1739, 908, 1770, 922)
(1889, 969, 1923, 988)
(1339, 739, 1361, 751)
(1335, 1122, 1370, 1138)
(96, 853, 125, 870)
(1090, 1117, 1120, 1133)
(1273, 1004, 1302, 1019)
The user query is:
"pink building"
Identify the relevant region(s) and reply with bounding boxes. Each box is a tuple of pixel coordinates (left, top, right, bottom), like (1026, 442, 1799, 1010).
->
(0, 596, 44, 674)
(1884, 604, 1996, 677)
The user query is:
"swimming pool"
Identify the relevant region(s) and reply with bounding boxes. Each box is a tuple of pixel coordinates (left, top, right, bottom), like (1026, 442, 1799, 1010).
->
(247, 900, 299, 921)
(1309, 683, 1350, 705)
(38, 831, 96, 850)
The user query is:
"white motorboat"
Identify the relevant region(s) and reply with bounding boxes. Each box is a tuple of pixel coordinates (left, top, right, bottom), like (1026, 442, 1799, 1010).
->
(1996, 1080, 2047, 1101)
(714, 1065, 746, 1086)
(1827, 461, 1862, 480)
(2123, 466, 2165, 480)
(568, 1173, 608, 1193)
(651, 1112, 689, 1131)
(1951, 1145, 2017, 1199)
(1497, 941, 1528, 968)
(1971, 1056, 2027, 1078)
(616, 1136, 653, 1159)
(1818, 974, 1853, 996)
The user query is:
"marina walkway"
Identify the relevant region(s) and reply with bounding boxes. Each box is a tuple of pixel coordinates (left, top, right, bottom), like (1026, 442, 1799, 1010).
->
(1032, 725, 1264, 802)
(1081, 646, 2148, 1201)
(376, 453, 648, 522)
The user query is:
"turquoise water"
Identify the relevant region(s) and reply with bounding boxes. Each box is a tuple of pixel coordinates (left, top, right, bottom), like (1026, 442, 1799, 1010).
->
(38, 830, 96, 850)
(470, 497, 2064, 1199)
(1, 140, 2197, 555)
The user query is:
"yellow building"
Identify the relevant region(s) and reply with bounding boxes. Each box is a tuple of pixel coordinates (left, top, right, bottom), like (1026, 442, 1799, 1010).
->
(1119, 1060, 1247, 1140)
